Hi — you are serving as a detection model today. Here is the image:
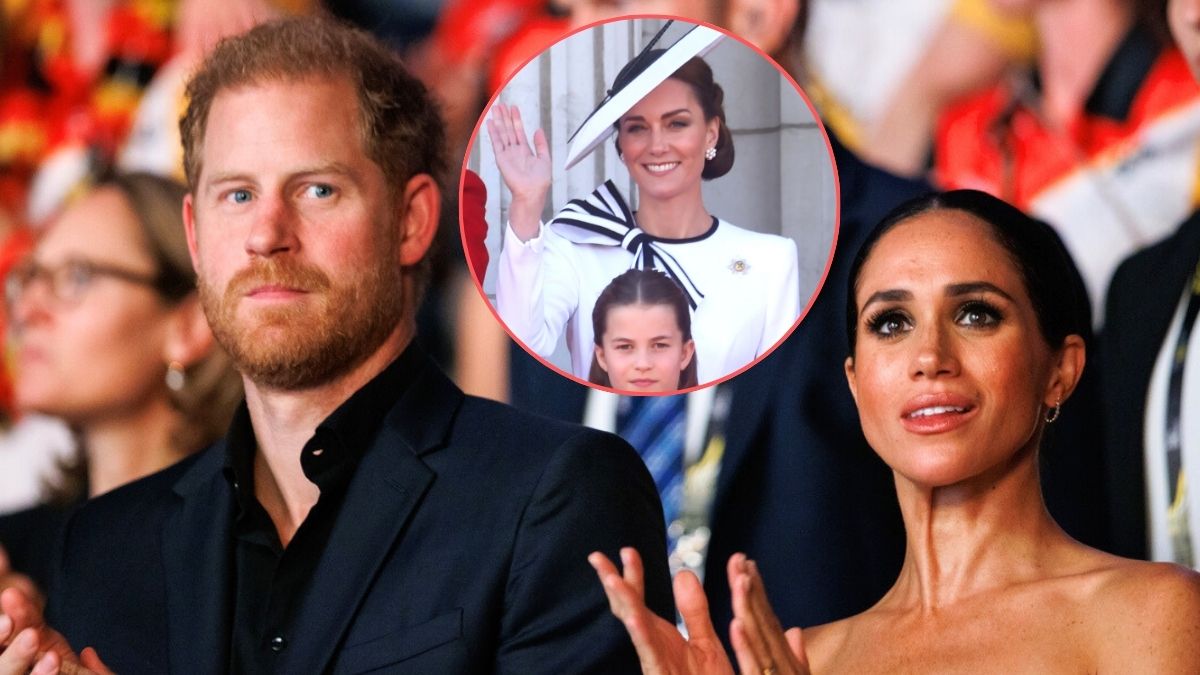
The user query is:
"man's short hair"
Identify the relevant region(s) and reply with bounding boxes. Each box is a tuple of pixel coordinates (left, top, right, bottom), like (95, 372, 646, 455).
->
(180, 17, 447, 294)
(181, 17, 446, 193)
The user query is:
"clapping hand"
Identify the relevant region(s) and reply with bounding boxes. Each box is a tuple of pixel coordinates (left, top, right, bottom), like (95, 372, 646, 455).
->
(590, 548, 811, 675)
(727, 554, 810, 675)
(0, 547, 41, 615)
(590, 548, 734, 675)
(486, 104, 551, 240)
(0, 587, 111, 675)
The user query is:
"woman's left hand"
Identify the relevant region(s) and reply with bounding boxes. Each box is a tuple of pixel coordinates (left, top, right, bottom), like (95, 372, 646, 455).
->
(727, 554, 811, 675)
(590, 548, 734, 675)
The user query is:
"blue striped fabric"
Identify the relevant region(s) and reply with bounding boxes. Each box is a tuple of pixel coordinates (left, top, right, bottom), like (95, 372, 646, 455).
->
(618, 395, 687, 550)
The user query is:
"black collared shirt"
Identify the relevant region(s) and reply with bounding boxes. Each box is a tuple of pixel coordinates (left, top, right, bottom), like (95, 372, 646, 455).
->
(223, 345, 424, 673)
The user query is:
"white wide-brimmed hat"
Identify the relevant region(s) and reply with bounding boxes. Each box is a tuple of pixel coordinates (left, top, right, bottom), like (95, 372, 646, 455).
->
(563, 22, 724, 170)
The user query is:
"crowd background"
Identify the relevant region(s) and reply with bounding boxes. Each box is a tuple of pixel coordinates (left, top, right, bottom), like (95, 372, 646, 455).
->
(0, 0, 1197, 652)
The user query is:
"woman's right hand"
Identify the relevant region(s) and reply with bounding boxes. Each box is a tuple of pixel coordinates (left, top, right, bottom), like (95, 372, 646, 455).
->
(590, 548, 735, 675)
(486, 104, 551, 241)
(727, 554, 811, 675)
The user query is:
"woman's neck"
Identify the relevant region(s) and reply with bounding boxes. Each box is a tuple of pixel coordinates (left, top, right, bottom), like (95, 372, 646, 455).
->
(884, 443, 1078, 611)
(1034, 0, 1135, 129)
(82, 396, 186, 498)
(635, 187, 712, 239)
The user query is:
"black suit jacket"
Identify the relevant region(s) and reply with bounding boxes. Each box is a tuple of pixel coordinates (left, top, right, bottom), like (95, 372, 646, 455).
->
(1101, 209, 1200, 558)
(50, 353, 673, 673)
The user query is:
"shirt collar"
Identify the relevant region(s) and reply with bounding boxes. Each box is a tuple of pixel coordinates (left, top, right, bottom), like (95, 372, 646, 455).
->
(222, 342, 427, 515)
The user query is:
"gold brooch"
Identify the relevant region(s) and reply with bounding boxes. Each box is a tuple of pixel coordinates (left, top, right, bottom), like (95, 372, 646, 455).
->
(729, 259, 749, 274)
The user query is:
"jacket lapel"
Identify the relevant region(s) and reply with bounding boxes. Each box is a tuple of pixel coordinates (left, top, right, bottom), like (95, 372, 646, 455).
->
(161, 444, 236, 674)
(277, 360, 464, 673)
(1134, 211, 1200, 361)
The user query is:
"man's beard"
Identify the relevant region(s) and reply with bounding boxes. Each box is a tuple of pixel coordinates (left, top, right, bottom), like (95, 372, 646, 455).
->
(198, 247, 405, 391)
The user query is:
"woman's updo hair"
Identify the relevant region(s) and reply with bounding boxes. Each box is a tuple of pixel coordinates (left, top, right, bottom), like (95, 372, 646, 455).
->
(613, 54, 735, 180)
(845, 189, 1092, 355)
(589, 268, 699, 389)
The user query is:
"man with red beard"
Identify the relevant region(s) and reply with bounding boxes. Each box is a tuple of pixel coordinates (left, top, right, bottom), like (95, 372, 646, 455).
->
(0, 17, 671, 675)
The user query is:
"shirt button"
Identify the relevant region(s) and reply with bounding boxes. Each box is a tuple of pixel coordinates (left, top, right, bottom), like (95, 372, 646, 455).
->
(270, 635, 287, 653)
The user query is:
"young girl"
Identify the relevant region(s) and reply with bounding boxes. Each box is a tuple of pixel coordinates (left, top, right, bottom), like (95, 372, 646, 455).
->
(589, 269, 698, 392)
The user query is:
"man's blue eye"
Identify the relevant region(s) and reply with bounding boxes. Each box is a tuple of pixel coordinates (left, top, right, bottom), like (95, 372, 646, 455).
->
(229, 190, 251, 204)
(307, 184, 334, 198)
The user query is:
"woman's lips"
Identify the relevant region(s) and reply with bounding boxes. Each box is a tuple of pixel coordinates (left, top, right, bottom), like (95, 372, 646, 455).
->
(900, 393, 977, 434)
(643, 162, 680, 175)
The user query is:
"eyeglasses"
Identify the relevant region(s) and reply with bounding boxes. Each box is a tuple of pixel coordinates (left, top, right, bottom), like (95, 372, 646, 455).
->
(5, 257, 161, 309)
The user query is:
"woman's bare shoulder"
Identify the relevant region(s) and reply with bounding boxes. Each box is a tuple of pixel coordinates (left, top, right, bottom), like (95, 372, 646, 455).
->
(1079, 555, 1200, 672)
(801, 606, 892, 669)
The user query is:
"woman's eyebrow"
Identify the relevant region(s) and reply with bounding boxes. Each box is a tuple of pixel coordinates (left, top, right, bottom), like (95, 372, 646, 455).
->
(861, 289, 911, 312)
(945, 281, 1015, 302)
(622, 109, 691, 123)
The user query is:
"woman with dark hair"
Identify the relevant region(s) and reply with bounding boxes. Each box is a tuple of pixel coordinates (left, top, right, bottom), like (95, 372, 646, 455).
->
(591, 189, 1200, 673)
(0, 172, 243, 593)
(490, 24, 800, 386)
(589, 268, 698, 392)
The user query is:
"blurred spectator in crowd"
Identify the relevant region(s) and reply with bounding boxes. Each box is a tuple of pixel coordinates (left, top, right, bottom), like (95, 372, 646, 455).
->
(0, 172, 241, 596)
(0, 0, 173, 422)
(935, 0, 1200, 316)
(120, 0, 296, 178)
(0, 0, 289, 515)
(805, 0, 1036, 176)
(1102, 0, 1200, 568)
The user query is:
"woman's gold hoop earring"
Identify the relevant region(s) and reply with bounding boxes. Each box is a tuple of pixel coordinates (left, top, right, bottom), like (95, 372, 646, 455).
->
(1044, 397, 1061, 424)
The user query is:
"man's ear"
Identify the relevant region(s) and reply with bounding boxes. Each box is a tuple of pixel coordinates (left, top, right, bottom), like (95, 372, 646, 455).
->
(397, 174, 441, 267)
(163, 294, 216, 370)
(183, 193, 201, 273)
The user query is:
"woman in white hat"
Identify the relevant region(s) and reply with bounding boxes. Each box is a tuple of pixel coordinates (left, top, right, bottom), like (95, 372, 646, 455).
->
(488, 24, 801, 388)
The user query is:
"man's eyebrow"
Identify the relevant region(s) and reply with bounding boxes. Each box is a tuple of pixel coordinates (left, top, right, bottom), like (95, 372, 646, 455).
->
(290, 162, 359, 179)
(203, 172, 254, 190)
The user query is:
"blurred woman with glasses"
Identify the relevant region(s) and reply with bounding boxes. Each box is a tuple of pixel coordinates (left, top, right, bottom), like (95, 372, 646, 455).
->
(0, 172, 242, 596)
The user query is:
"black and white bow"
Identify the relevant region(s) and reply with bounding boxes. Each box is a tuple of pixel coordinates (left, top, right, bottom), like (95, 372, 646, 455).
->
(548, 180, 705, 309)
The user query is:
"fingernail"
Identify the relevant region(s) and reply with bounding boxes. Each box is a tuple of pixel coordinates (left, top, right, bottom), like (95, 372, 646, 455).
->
(0, 613, 11, 638)
(16, 627, 37, 650)
(31, 652, 55, 675)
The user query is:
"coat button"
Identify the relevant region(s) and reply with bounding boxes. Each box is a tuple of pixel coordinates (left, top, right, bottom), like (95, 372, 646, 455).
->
(270, 635, 287, 653)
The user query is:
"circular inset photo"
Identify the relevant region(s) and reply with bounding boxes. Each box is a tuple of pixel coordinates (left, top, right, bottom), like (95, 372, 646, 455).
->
(461, 16, 838, 395)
